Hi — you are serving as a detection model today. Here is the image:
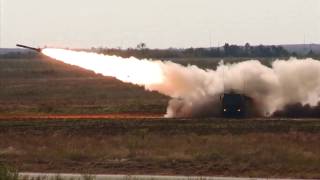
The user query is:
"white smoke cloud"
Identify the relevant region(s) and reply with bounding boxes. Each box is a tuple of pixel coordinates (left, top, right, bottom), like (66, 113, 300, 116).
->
(158, 58, 320, 117)
(42, 49, 320, 118)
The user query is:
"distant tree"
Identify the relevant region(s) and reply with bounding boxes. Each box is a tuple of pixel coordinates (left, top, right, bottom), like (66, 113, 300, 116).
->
(229, 45, 241, 56)
(223, 43, 230, 56)
(223, 43, 242, 57)
(244, 43, 251, 56)
(137, 42, 147, 50)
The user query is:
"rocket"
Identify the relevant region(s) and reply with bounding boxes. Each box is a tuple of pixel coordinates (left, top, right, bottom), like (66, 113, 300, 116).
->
(16, 44, 42, 52)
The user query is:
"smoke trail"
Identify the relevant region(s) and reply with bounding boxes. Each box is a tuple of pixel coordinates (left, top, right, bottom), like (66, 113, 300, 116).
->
(42, 48, 320, 117)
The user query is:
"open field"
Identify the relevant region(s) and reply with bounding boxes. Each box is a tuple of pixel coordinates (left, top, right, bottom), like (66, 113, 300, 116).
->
(0, 118, 320, 178)
(1, 56, 320, 178)
(0, 56, 287, 115)
(0, 56, 168, 115)
(0, 56, 268, 115)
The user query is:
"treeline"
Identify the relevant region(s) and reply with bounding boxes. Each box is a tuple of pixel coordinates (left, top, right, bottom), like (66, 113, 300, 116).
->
(1, 43, 318, 59)
(93, 43, 296, 59)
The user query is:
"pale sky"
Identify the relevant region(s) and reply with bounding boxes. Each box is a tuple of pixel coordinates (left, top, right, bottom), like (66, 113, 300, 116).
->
(0, 0, 319, 48)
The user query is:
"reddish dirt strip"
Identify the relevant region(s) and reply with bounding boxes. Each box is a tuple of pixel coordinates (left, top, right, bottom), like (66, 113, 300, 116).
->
(0, 113, 163, 120)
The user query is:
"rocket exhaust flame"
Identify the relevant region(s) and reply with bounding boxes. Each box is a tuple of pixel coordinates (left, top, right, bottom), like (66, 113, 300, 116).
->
(42, 48, 164, 85)
(41, 48, 320, 118)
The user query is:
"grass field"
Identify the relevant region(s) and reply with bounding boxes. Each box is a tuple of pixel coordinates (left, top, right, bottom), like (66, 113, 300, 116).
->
(0, 56, 168, 115)
(0, 118, 320, 178)
(1, 56, 320, 178)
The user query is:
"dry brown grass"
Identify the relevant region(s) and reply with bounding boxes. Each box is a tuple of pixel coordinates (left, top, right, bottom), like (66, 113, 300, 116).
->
(0, 120, 320, 178)
(0, 57, 168, 115)
(1, 57, 320, 178)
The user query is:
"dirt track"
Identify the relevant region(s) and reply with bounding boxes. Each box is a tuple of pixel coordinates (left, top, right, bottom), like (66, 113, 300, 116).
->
(1, 114, 319, 122)
(0, 113, 163, 120)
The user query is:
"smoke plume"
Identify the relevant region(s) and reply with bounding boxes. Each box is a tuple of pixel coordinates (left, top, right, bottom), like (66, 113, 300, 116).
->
(42, 48, 320, 117)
